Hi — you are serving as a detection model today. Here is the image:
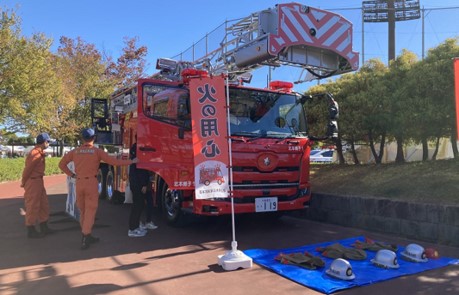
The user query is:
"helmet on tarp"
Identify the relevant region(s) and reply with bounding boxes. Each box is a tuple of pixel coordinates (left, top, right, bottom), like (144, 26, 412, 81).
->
(371, 249, 400, 269)
(401, 244, 428, 262)
(325, 258, 355, 280)
(425, 248, 440, 259)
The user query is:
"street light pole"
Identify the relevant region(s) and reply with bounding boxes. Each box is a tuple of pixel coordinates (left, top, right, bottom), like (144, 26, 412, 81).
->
(388, 0, 396, 63)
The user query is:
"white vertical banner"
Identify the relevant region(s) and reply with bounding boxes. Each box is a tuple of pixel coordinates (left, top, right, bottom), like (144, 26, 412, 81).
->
(65, 161, 80, 220)
(189, 75, 230, 199)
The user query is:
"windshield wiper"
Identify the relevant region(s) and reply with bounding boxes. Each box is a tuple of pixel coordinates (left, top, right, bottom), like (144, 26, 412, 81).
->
(246, 134, 265, 142)
(231, 131, 267, 142)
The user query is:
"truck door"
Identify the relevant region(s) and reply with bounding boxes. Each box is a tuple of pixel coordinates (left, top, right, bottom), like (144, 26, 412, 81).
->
(136, 81, 194, 186)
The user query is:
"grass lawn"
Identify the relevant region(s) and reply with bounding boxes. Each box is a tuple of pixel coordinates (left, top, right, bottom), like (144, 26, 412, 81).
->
(310, 158, 459, 205)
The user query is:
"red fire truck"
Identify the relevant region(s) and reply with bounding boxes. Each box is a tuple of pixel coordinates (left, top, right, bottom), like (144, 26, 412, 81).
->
(91, 2, 358, 225)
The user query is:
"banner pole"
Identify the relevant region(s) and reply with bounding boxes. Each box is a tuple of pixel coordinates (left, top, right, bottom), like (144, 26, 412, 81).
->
(217, 74, 252, 271)
(226, 80, 236, 245)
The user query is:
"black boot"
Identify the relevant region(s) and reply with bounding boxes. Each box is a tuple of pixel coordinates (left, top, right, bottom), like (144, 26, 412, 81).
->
(40, 222, 56, 235)
(27, 226, 45, 239)
(86, 234, 100, 244)
(81, 234, 90, 250)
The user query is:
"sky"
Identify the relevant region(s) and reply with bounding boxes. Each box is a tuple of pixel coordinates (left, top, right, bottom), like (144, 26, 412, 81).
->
(2, 0, 459, 93)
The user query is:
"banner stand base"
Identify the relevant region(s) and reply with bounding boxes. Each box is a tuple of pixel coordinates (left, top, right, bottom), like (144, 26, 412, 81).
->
(218, 241, 253, 271)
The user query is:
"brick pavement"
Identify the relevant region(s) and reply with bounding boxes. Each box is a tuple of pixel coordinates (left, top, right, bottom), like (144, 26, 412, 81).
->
(0, 174, 67, 199)
(0, 174, 458, 295)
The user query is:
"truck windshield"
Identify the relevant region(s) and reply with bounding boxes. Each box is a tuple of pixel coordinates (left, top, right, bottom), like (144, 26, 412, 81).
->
(228, 88, 307, 138)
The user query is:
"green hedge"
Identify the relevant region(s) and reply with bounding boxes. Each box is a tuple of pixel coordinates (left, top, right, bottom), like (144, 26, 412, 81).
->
(0, 157, 63, 183)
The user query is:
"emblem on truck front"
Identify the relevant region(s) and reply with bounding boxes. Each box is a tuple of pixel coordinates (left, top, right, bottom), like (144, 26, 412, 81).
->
(257, 153, 278, 172)
(264, 157, 271, 166)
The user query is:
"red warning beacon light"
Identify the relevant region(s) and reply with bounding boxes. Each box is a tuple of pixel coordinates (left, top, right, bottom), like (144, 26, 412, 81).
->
(269, 80, 294, 93)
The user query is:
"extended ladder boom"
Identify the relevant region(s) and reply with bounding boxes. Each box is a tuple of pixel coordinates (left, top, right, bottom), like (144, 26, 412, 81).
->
(155, 2, 359, 83)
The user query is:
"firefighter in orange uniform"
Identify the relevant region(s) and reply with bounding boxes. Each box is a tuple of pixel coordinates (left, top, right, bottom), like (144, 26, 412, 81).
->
(59, 128, 137, 250)
(21, 132, 55, 238)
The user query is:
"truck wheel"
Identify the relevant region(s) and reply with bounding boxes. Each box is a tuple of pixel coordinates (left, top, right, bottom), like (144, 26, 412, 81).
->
(97, 166, 108, 199)
(161, 183, 184, 226)
(105, 170, 114, 202)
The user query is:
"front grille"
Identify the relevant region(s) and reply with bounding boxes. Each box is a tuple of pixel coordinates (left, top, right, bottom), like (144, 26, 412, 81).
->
(232, 166, 299, 173)
(233, 182, 299, 189)
(213, 194, 300, 204)
(227, 163, 303, 202)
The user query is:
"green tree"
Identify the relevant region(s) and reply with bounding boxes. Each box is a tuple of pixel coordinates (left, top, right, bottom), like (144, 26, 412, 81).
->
(334, 72, 367, 164)
(405, 60, 445, 160)
(386, 49, 419, 163)
(105, 36, 148, 89)
(0, 9, 18, 119)
(0, 8, 61, 137)
(53, 36, 149, 149)
(1, 9, 149, 149)
(358, 59, 390, 164)
(54, 36, 115, 146)
(422, 38, 459, 159)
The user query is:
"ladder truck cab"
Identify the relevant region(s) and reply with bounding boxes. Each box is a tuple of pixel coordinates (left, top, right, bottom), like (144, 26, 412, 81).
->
(91, 2, 358, 225)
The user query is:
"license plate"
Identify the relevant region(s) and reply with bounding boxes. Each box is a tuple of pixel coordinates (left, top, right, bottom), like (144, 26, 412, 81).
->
(255, 197, 278, 212)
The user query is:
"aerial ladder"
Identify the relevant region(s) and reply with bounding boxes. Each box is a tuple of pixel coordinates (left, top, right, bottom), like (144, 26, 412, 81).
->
(153, 2, 359, 84)
(95, 2, 359, 144)
(93, 2, 359, 142)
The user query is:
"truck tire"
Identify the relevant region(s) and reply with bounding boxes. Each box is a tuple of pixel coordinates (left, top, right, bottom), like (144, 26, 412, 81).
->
(160, 183, 184, 226)
(104, 170, 124, 204)
(97, 165, 108, 199)
(105, 170, 115, 202)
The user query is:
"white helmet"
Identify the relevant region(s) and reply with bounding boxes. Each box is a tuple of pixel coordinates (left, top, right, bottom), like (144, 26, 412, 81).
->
(325, 258, 355, 280)
(401, 244, 428, 263)
(371, 249, 400, 269)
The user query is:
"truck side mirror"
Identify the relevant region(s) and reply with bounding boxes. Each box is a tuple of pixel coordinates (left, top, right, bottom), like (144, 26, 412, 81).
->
(304, 92, 339, 140)
(327, 120, 338, 139)
(327, 93, 339, 120)
(327, 94, 339, 138)
(299, 94, 312, 105)
(330, 105, 338, 120)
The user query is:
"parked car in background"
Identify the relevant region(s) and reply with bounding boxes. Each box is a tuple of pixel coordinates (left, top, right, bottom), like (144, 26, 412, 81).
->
(24, 145, 72, 157)
(2, 145, 26, 157)
(310, 149, 335, 163)
(0, 145, 8, 158)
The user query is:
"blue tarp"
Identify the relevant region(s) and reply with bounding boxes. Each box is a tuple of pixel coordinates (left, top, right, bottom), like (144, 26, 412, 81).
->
(244, 236, 459, 294)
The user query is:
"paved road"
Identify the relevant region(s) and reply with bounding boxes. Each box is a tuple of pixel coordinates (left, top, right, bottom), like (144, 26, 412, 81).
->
(0, 175, 458, 295)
